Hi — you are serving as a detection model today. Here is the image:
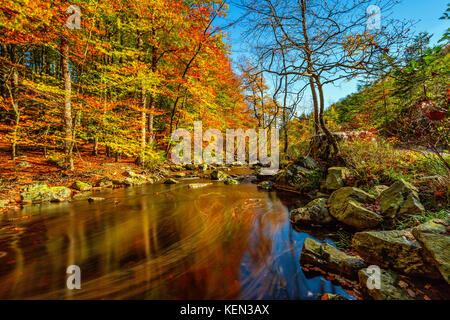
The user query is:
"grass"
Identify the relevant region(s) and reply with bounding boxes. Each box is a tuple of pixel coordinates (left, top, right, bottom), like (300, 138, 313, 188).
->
(395, 208, 450, 230)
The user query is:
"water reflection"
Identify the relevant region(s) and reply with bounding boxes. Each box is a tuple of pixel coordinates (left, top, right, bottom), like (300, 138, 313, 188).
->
(0, 178, 354, 300)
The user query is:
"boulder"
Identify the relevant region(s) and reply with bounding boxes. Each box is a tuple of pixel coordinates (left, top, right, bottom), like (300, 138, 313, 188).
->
(72, 181, 92, 191)
(96, 177, 113, 188)
(328, 187, 382, 230)
(0, 200, 9, 210)
(164, 178, 179, 185)
(210, 170, 228, 181)
(412, 220, 450, 284)
(358, 268, 413, 300)
(300, 237, 367, 279)
(352, 230, 441, 279)
(184, 164, 197, 171)
(379, 180, 425, 218)
(224, 178, 240, 185)
(124, 171, 149, 186)
(88, 197, 105, 202)
(21, 182, 72, 203)
(372, 185, 389, 197)
(275, 156, 323, 191)
(325, 167, 350, 190)
(257, 181, 274, 191)
(290, 198, 334, 226)
(188, 183, 212, 189)
(17, 161, 31, 168)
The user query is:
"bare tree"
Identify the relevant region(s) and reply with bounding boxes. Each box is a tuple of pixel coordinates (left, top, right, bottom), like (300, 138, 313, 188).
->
(239, 0, 412, 161)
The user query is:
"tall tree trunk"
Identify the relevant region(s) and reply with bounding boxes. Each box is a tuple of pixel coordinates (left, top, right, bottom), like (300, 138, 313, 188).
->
(61, 37, 74, 171)
(137, 31, 147, 167)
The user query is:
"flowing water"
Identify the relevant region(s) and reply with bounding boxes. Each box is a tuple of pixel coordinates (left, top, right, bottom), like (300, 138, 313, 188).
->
(0, 172, 354, 300)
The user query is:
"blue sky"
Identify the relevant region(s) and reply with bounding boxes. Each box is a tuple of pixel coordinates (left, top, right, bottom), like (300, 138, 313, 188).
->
(220, 0, 449, 113)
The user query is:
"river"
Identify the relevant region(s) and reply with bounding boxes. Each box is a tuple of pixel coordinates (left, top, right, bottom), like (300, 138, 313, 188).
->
(0, 171, 354, 300)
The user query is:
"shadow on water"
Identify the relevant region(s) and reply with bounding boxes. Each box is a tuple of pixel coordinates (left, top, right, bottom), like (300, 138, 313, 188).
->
(0, 177, 354, 300)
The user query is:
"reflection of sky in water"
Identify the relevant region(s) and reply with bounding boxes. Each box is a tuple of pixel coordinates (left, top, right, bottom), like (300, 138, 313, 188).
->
(0, 176, 355, 300)
(238, 194, 354, 300)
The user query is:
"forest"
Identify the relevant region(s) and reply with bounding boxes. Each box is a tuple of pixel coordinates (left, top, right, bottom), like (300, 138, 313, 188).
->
(0, 0, 448, 303)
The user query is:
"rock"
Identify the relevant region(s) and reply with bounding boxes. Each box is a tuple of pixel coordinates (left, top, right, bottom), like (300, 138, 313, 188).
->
(0, 200, 9, 210)
(294, 156, 320, 170)
(352, 230, 441, 279)
(210, 170, 228, 181)
(224, 178, 240, 185)
(358, 268, 413, 300)
(72, 192, 92, 201)
(290, 198, 334, 226)
(257, 181, 274, 191)
(17, 161, 31, 168)
(280, 164, 323, 191)
(300, 238, 367, 279)
(318, 294, 350, 300)
(325, 167, 350, 190)
(88, 197, 105, 202)
(199, 164, 208, 171)
(412, 220, 450, 284)
(379, 180, 425, 218)
(124, 170, 149, 186)
(72, 181, 92, 191)
(328, 187, 382, 230)
(184, 164, 197, 170)
(164, 178, 179, 185)
(372, 185, 389, 197)
(96, 177, 113, 188)
(21, 182, 72, 203)
(188, 183, 212, 189)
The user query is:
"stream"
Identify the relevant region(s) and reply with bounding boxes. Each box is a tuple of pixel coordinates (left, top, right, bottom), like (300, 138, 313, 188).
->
(0, 172, 355, 300)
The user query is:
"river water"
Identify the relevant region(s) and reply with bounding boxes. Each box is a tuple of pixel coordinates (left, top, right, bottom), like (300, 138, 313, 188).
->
(0, 173, 354, 300)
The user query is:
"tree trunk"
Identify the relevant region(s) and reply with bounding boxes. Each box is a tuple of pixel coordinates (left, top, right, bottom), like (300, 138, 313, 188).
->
(61, 37, 74, 171)
(137, 31, 147, 167)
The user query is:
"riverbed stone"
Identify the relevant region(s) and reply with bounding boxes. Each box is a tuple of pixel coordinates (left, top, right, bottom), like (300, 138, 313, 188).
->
(188, 183, 212, 189)
(123, 170, 149, 186)
(88, 197, 105, 202)
(210, 170, 228, 181)
(328, 187, 382, 230)
(358, 268, 413, 300)
(21, 182, 72, 203)
(290, 198, 334, 226)
(0, 200, 9, 210)
(372, 185, 389, 197)
(72, 181, 92, 191)
(224, 178, 240, 185)
(300, 237, 367, 279)
(379, 180, 425, 218)
(164, 178, 179, 185)
(412, 220, 450, 284)
(257, 181, 274, 191)
(96, 177, 113, 188)
(17, 161, 31, 168)
(352, 230, 441, 279)
(325, 167, 350, 190)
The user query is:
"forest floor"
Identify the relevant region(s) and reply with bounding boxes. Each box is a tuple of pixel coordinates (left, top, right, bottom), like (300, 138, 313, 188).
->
(0, 138, 161, 210)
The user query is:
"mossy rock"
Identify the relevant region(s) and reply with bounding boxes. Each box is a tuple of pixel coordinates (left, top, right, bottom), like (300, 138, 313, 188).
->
(300, 237, 367, 279)
(17, 161, 31, 168)
(257, 181, 274, 191)
(358, 268, 413, 300)
(21, 182, 72, 203)
(379, 180, 425, 218)
(96, 177, 113, 188)
(325, 167, 350, 190)
(210, 170, 228, 181)
(164, 178, 179, 185)
(290, 198, 334, 226)
(224, 178, 240, 185)
(328, 187, 381, 230)
(0, 200, 9, 210)
(412, 220, 450, 284)
(352, 230, 441, 279)
(72, 181, 92, 191)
